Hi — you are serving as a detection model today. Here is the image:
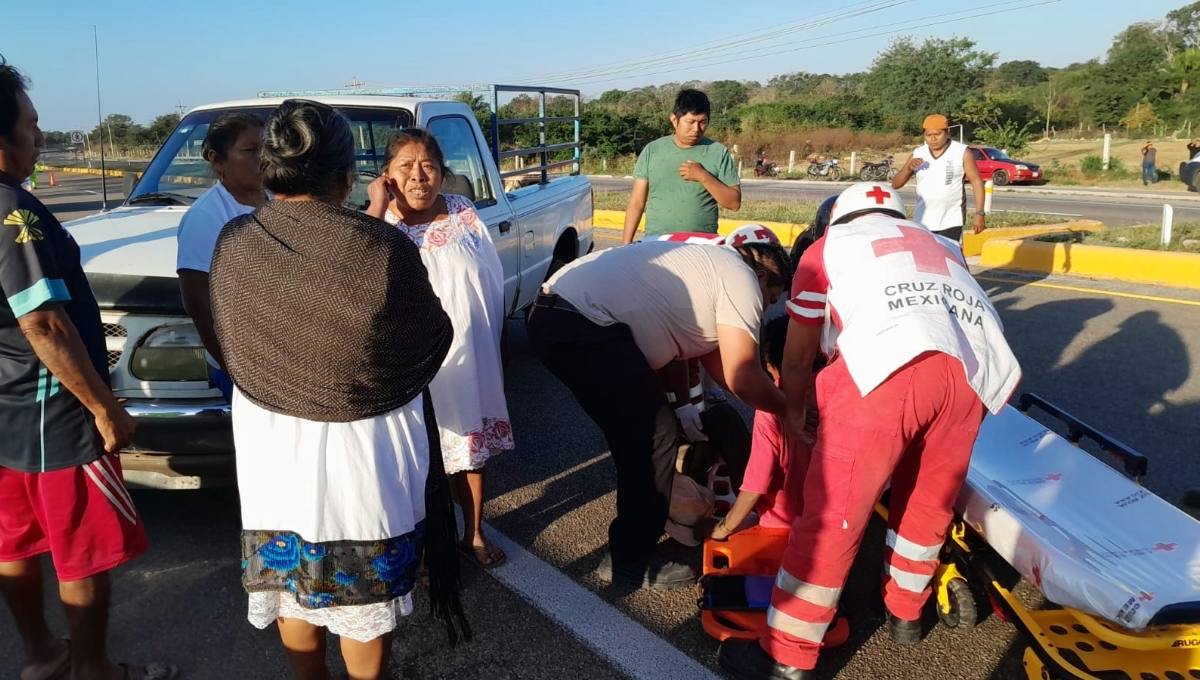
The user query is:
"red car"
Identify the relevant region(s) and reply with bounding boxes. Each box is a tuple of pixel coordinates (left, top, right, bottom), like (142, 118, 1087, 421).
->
(968, 146, 1043, 185)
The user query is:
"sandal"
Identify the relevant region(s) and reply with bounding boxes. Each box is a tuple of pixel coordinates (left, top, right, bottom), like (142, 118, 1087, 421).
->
(119, 663, 180, 680)
(459, 541, 507, 568)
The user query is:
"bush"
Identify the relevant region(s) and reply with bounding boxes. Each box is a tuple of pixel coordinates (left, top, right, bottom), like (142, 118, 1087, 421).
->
(1080, 155, 1104, 173)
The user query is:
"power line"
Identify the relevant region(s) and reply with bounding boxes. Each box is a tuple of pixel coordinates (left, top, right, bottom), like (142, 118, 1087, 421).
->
(511, 0, 911, 83)
(561, 0, 1060, 88)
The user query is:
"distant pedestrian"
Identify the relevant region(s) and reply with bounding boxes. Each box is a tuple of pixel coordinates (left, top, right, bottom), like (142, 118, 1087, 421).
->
(1141, 142, 1158, 186)
(622, 89, 741, 244)
(210, 99, 469, 680)
(0, 57, 177, 680)
(891, 114, 987, 244)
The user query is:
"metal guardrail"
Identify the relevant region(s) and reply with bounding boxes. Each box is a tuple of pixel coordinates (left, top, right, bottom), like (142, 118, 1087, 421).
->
(255, 84, 582, 186)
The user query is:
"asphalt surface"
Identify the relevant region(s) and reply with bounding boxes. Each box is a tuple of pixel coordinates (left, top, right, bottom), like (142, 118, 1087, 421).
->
(589, 176, 1200, 226)
(2, 174, 1198, 679)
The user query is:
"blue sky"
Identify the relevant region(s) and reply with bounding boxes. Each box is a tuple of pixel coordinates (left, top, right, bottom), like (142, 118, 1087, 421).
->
(2, 0, 1186, 132)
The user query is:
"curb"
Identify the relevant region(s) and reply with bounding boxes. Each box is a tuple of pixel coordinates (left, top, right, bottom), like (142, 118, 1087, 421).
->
(592, 209, 808, 244)
(42, 165, 135, 179)
(962, 221, 1103, 258)
(979, 237, 1200, 290)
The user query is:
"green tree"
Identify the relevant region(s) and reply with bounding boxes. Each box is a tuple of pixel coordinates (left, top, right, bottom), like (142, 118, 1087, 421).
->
(862, 37, 996, 133)
(706, 80, 749, 114)
(995, 59, 1049, 88)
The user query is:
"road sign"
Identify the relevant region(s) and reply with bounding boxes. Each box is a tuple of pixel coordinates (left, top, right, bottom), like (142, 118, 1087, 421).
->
(70, 130, 85, 144)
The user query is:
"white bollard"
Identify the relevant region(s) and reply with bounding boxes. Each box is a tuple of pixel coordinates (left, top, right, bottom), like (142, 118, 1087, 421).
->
(788, 150, 796, 174)
(1103, 133, 1112, 171)
(984, 179, 994, 214)
(850, 151, 857, 176)
(1163, 204, 1174, 246)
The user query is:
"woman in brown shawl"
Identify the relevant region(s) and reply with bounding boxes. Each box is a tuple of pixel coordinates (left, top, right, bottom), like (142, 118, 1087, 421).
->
(209, 99, 468, 680)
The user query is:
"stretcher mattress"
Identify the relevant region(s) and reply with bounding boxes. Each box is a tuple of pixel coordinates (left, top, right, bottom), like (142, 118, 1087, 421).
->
(955, 407, 1200, 631)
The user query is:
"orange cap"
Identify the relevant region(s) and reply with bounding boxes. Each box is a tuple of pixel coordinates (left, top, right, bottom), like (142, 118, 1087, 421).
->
(923, 114, 949, 130)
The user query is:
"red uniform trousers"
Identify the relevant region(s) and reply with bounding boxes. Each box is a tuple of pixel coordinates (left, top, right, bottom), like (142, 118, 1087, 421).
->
(762, 351, 987, 670)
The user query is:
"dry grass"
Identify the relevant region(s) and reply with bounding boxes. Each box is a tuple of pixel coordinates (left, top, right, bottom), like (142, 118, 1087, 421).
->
(723, 129, 912, 161)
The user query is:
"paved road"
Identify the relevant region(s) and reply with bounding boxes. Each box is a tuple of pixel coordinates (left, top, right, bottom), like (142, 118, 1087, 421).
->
(590, 176, 1200, 226)
(3, 177, 1198, 679)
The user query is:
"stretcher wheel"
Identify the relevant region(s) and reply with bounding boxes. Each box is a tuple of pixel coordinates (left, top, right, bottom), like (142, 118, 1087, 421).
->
(937, 578, 978, 633)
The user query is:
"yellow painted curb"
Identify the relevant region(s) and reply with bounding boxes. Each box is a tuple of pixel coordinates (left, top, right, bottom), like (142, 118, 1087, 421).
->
(980, 237, 1200, 290)
(41, 165, 133, 179)
(962, 220, 1103, 258)
(593, 209, 808, 244)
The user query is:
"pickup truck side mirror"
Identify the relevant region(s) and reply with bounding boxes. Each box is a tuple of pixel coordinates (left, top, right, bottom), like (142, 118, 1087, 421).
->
(121, 171, 140, 198)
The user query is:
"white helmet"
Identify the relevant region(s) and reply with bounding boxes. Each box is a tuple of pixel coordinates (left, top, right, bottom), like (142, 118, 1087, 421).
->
(721, 223, 781, 249)
(829, 182, 906, 226)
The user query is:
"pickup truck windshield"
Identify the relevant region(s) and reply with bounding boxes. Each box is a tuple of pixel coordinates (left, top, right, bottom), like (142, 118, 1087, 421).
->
(127, 105, 413, 209)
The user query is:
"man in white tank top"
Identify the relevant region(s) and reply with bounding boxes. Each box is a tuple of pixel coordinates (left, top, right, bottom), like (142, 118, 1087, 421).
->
(891, 114, 987, 244)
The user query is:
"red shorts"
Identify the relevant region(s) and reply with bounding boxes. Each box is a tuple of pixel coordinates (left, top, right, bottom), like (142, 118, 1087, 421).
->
(0, 453, 149, 581)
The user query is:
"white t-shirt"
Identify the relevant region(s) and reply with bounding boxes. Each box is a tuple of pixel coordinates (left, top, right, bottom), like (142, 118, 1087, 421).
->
(176, 182, 260, 274)
(546, 241, 764, 371)
(176, 183, 263, 368)
(911, 140, 969, 233)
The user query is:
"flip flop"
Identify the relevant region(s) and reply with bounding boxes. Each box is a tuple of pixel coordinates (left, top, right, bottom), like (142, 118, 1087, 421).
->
(120, 663, 181, 680)
(459, 541, 507, 569)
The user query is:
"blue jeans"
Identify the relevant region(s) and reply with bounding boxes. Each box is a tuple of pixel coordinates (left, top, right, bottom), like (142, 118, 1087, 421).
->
(1143, 162, 1157, 184)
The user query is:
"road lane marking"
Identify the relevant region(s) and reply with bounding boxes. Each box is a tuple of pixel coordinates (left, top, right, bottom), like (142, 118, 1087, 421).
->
(477, 519, 724, 680)
(977, 276, 1200, 307)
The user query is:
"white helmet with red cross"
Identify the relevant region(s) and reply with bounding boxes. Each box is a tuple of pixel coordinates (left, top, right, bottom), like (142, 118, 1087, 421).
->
(829, 182, 906, 226)
(721, 223, 781, 249)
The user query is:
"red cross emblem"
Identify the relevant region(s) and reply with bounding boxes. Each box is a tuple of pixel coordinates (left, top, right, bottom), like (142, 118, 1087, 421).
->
(1031, 565, 1043, 588)
(729, 228, 775, 247)
(866, 186, 892, 204)
(1154, 542, 1177, 552)
(872, 225, 961, 276)
(1139, 591, 1156, 602)
(1045, 473, 1063, 482)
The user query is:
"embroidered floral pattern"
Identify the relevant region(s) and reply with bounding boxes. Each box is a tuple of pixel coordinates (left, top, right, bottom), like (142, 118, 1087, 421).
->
(242, 523, 424, 609)
(384, 195, 484, 253)
(440, 416, 515, 474)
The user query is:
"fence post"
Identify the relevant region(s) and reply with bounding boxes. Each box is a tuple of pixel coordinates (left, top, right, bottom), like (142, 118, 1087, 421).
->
(602, 158, 607, 172)
(850, 151, 857, 176)
(984, 179, 994, 214)
(738, 160, 743, 178)
(1103, 133, 1112, 171)
(1163, 204, 1174, 246)
(788, 150, 796, 174)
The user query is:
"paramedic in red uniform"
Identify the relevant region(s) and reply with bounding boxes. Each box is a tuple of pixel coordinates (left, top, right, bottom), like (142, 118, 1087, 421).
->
(718, 183, 1022, 680)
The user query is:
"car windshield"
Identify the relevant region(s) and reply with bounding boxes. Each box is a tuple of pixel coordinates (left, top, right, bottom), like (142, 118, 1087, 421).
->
(126, 104, 414, 209)
(984, 148, 1015, 162)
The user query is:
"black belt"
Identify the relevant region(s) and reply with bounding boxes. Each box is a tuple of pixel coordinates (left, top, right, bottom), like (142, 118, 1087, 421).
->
(534, 292, 581, 314)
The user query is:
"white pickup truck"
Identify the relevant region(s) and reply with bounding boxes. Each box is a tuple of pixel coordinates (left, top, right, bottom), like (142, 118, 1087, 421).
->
(63, 86, 594, 489)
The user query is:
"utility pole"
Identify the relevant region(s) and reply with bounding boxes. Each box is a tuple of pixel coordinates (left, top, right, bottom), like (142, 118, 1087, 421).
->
(345, 76, 365, 90)
(174, 102, 187, 117)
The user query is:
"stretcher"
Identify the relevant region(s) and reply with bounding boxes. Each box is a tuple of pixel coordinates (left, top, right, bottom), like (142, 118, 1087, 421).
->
(925, 393, 1200, 680)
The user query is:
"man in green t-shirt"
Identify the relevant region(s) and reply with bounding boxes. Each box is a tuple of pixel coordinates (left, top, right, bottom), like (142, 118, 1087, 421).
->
(622, 89, 741, 244)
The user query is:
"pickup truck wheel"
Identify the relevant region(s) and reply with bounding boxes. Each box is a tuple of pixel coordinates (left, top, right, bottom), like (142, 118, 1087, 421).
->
(991, 170, 1010, 186)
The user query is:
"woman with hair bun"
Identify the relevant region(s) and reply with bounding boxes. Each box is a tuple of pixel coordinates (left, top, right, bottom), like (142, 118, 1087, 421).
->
(208, 100, 469, 680)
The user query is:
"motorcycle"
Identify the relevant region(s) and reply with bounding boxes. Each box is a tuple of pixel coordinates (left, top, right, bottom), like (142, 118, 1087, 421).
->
(806, 156, 843, 181)
(859, 155, 897, 181)
(754, 156, 778, 178)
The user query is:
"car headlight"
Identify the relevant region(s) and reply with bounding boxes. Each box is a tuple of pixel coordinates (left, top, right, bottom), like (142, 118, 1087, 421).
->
(1015, 164, 1029, 170)
(129, 324, 208, 381)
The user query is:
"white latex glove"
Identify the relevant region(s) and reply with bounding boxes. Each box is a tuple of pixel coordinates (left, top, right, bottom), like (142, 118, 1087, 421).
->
(675, 403, 708, 442)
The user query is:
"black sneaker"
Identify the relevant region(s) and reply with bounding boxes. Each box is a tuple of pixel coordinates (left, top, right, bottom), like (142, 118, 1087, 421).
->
(887, 611, 924, 645)
(718, 639, 813, 680)
(596, 554, 696, 590)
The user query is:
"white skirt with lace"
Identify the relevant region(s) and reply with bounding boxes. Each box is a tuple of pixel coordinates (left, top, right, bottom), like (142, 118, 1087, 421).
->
(247, 591, 414, 643)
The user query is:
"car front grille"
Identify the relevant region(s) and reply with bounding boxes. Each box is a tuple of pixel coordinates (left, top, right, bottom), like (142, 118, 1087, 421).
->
(103, 323, 128, 338)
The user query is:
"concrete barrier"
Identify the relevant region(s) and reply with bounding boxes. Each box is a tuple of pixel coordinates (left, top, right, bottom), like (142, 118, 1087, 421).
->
(962, 220, 1103, 258)
(979, 237, 1200, 290)
(593, 209, 807, 244)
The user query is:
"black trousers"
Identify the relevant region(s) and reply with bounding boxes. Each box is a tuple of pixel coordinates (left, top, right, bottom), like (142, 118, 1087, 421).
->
(527, 303, 678, 564)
